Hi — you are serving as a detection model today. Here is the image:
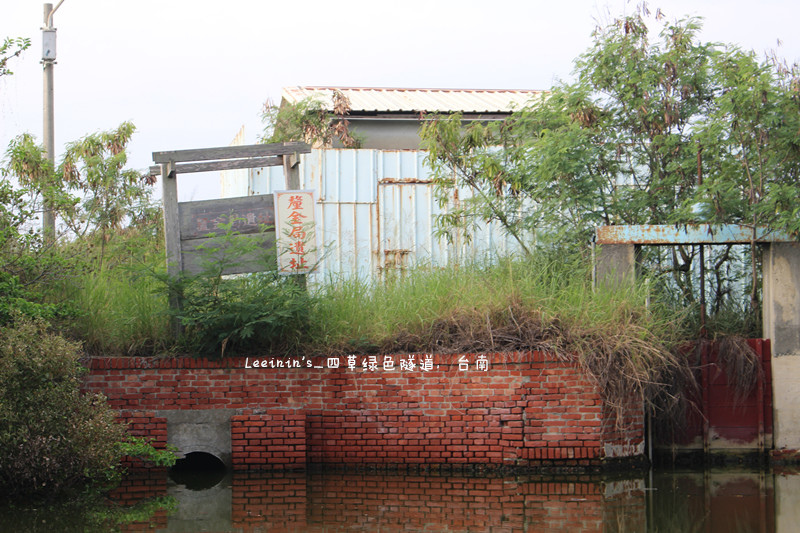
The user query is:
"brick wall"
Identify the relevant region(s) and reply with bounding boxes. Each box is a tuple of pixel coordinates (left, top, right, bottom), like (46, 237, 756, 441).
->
(82, 351, 644, 469)
(231, 411, 306, 470)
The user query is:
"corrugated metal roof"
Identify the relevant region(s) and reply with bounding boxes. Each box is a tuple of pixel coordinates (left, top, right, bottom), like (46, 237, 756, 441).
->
(281, 87, 545, 114)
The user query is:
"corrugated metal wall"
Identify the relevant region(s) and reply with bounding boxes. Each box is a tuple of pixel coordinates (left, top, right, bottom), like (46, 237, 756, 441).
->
(243, 149, 521, 282)
(219, 126, 249, 198)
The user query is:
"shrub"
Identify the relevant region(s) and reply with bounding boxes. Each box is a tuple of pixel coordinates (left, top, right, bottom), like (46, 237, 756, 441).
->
(0, 318, 171, 501)
(0, 271, 65, 326)
(175, 270, 311, 357)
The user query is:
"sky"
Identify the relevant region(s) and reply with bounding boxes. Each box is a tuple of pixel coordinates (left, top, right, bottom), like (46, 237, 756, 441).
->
(2, 0, 800, 201)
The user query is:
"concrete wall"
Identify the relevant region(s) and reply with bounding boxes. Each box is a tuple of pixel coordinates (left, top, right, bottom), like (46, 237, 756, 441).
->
(81, 352, 644, 470)
(595, 243, 638, 288)
(764, 243, 800, 453)
(336, 119, 423, 150)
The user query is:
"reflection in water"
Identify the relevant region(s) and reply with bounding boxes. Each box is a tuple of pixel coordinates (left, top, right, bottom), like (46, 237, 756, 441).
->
(304, 472, 644, 531)
(651, 471, 774, 533)
(225, 471, 644, 531)
(0, 468, 793, 531)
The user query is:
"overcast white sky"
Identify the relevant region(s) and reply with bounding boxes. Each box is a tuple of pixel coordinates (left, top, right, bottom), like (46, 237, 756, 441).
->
(2, 1, 799, 201)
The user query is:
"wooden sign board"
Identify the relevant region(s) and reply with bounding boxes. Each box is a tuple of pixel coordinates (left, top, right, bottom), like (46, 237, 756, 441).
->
(154, 142, 311, 337)
(178, 194, 276, 275)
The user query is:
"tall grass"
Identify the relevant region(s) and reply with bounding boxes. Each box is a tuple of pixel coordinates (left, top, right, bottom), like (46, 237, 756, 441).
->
(49, 238, 698, 418)
(47, 230, 173, 357)
(306, 251, 693, 419)
(308, 252, 685, 355)
(67, 266, 171, 356)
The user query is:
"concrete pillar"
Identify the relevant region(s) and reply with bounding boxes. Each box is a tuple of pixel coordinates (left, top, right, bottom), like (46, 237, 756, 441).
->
(595, 243, 639, 288)
(763, 243, 800, 451)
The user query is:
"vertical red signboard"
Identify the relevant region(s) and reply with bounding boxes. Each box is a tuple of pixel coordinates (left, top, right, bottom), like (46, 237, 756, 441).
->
(274, 190, 317, 275)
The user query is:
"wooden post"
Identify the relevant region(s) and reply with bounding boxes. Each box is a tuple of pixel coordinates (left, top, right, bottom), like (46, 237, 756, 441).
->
(283, 152, 300, 189)
(161, 161, 183, 338)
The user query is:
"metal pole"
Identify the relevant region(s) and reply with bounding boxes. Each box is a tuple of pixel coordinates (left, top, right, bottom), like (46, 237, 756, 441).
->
(42, 3, 56, 240)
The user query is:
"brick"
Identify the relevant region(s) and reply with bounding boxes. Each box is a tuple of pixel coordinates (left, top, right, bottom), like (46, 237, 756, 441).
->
(86, 354, 643, 470)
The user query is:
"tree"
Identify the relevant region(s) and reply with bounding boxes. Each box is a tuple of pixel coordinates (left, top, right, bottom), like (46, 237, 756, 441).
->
(693, 47, 800, 311)
(6, 123, 157, 265)
(1, 124, 159, 324)
(2, 137, 77, 325)
(60, 122, 156, 235)
(422, 10, 718, 241)
(0, 37, 30, 77)
(420, 8, 800, 333)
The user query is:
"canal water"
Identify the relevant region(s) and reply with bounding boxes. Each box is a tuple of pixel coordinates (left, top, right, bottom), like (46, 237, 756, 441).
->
(1, 466, 796, 531)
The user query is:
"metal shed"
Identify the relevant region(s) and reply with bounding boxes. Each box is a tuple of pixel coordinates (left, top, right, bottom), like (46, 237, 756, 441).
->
(228, 148, 523, 282)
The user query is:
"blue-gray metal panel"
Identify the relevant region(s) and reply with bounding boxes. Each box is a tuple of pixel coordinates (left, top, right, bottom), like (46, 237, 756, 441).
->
(249, 165, 284, 195)
(356, 151, 377, 203)
(354, 202, 375, 277)
(335, 151, 354, 203)
(314, 199, 374, 282)
(596, 224, 796, 245)
(247, 148, 530, 282)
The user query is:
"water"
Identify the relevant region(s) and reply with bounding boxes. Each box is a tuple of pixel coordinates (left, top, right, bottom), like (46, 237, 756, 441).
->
(1, 467, 796, 531)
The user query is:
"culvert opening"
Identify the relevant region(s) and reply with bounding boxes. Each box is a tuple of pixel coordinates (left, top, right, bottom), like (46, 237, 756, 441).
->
(169, 452, 227, 490)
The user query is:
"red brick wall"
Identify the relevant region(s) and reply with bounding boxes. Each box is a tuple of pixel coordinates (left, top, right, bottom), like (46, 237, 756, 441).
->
(231, 411, 306, 470)
(117, 411, 169, 470)
(115, 471, 644, 532)
(107, 472, 170, 531)
(82, 351, 643, 469)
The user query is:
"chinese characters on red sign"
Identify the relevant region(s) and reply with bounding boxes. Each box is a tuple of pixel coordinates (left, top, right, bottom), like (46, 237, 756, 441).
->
(274, 190, 317, 274)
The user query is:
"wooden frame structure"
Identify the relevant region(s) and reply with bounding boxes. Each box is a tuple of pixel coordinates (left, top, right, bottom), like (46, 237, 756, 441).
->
(151, 142, 310, 333)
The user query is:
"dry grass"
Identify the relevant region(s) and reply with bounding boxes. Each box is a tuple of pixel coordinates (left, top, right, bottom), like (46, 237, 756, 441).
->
(306, 254, 698, 422)
(713, 335, 764, 403)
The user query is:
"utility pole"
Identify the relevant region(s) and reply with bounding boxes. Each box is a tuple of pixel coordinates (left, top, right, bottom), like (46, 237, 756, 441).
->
(42, 1, 64, 240)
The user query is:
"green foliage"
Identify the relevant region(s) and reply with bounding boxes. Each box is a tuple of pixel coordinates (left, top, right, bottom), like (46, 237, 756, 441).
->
(420, 8, 800, 337)
(262, 96, 330, 144)
(115, 436, 176, 468)
(61, 254, 171, 357)
(159, 223, 311, 357)
(0, 271, 66, 325)
(0, 36, 30, 77)
(4, 124, 157, 245)
(59, 122, 157, 266)
(173, 270, 311, 357)
(421, 12, 723, 244)
(1, 123, 164, 344)
(0, 318, 172, 501)
(309, 251, 683, 354)
(5, 133, 79, 227)
(261, 91, 362, 147)
(0, 160, 77, 326)
(0, 493, 177, 531)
